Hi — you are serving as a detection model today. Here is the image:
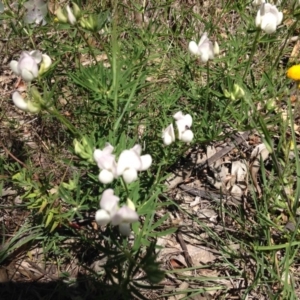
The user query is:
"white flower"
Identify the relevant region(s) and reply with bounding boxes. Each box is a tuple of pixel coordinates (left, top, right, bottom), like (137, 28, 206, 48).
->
(10, 50, 51, 82)
(189, 33, 219, 63)
(10, 51, 41, 82)
(131, 145, 152, 171)
(12, 91, 40, 113)
(255, 3, 283, 34)
(95, 190, 138, 236)
(111, 205, 139, 236)
(95, 209, 111, 226)
(162, 124, 175, 146)
(12, 92, 28, 111)
(95, 189, 120, 226)
(117, 145, 152, 183)
(24, 0, 48, 25)
(252, 0, 265, 5)
(99, 189, 120, 215)
(173, 111, 194, 143)
(94, 143, 117, 184)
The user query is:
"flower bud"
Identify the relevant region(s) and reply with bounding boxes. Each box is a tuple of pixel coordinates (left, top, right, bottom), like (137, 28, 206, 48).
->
(74, 139, 85, 155)
(73, 137, 94, 162)
(66, 3, 81, 25)
(126, 198, 136, 211)
(66, 5, 76, 25)
(55, 7, 68, 23)
(31, 86, 44, 104)
(213, 41, 220, 55)
(80, 15, 97, 31)
(72, 2, 81, 19)
(39, 54, 52, 75)
(233, 84, 245, 99)
(223, 89, 231, 99)
(266, 98, 276, 111)
(224, 84, 245, 101)
(61, 179, 77, 190)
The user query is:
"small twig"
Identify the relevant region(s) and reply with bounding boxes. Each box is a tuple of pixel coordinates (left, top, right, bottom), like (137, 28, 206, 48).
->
(0, 141, 29, 169)
(180, 184, 223, 202)
(197, 130, 251, 171)
(179, 184, 241, 205)
(176, 230, 193, 268)
(27, 260, 58, 281)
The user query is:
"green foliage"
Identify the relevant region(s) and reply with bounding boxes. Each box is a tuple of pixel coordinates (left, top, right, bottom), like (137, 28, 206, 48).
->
(2, 0, 300, 299)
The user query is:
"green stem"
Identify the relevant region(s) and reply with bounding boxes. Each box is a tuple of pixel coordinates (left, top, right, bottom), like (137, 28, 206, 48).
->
(20, 23, 36, 49)
(205, 61, 210, 113)
(242, 29, 260, 81)
(76, 25, 98, 65)
(254, 241, 300, 251)
(111, 15, 118, 118)
(269, 19, 299, 74)
(121, 177, 130, 197)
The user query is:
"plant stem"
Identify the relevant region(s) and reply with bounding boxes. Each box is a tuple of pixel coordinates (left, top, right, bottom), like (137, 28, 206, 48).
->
(254, 241, 300, 251)
(242, 29, 260, 81)
(111, 12, 118, 119)
(121, 177, 130, 197)
(76, 25, 98, 65)
(205, 60, 211, 113)
(270, 19, 299, 74)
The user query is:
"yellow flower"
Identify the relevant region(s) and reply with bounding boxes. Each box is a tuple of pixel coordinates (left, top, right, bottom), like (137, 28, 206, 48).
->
(287, 65, 300, 81)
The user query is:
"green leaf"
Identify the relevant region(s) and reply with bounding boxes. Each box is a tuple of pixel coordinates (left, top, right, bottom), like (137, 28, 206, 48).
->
(50, 220, 60, 233)
(45, 211, 54, 228)
(150, 213, 169, 231)
(138, 198, 155, 215)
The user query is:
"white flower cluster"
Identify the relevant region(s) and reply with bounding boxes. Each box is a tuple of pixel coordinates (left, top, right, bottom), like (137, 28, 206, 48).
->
(10, 50, 51, 82)
(162, 111, 194, 146)
(95, 189, 139, 236)
(9, 50, 52, 113)
(93, 144, 152, 184)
